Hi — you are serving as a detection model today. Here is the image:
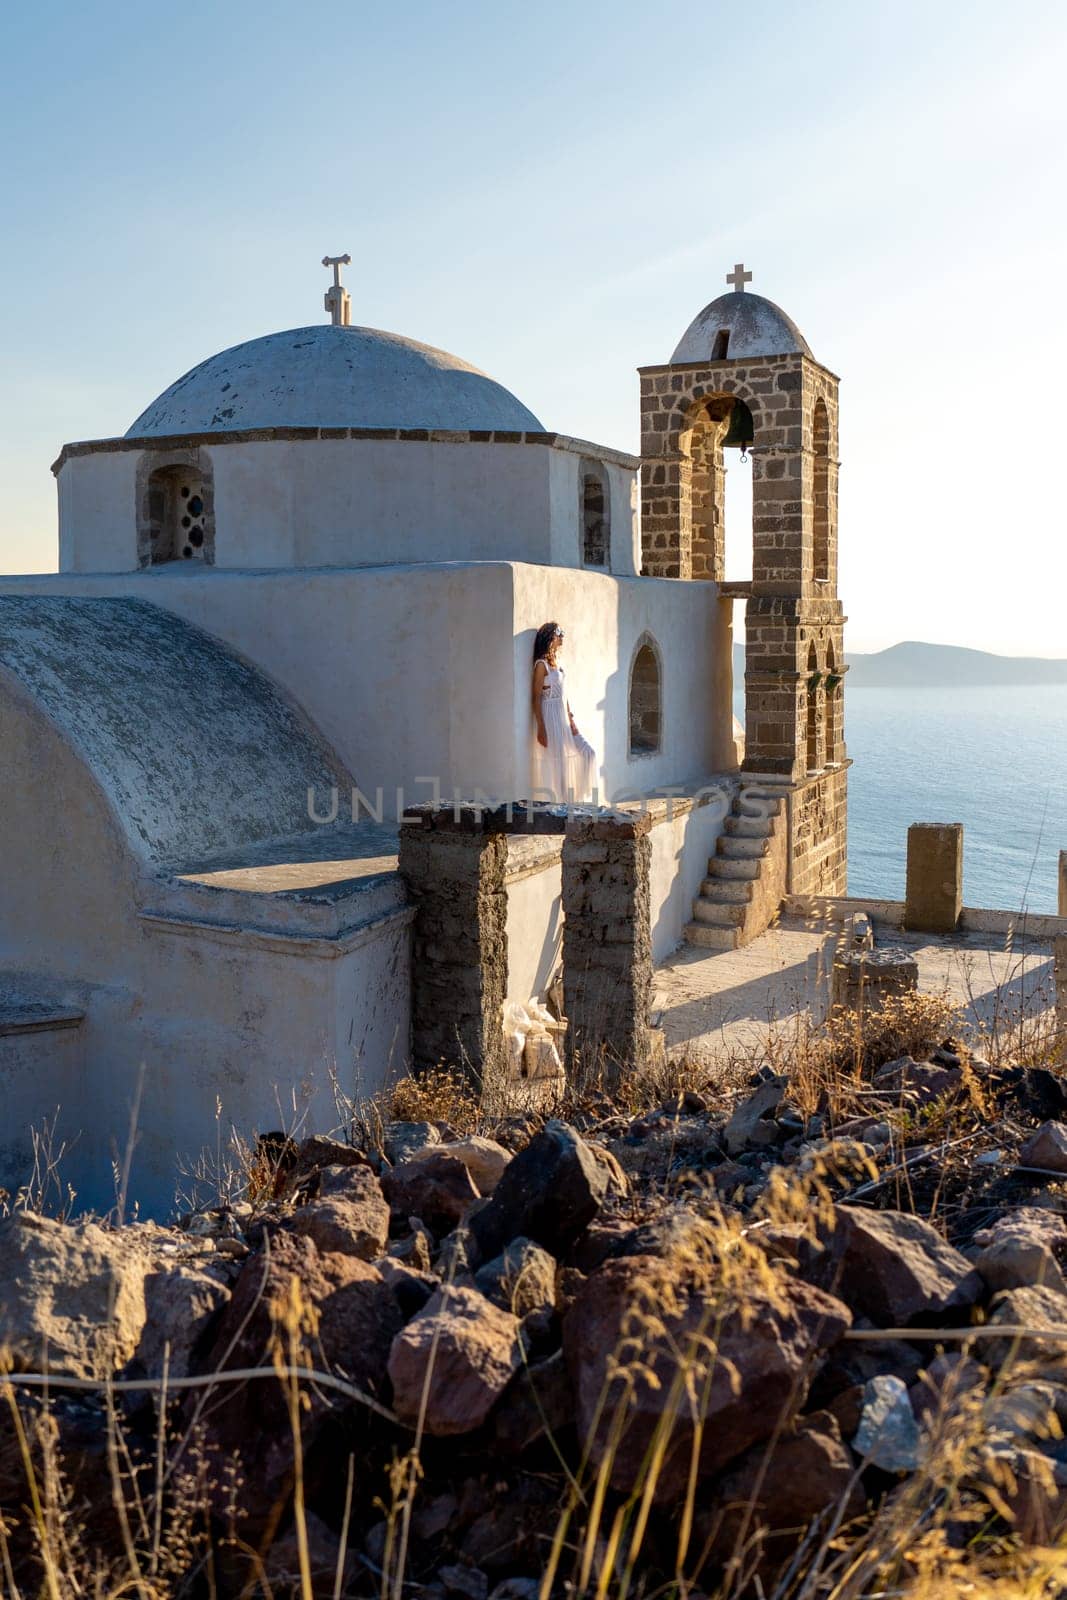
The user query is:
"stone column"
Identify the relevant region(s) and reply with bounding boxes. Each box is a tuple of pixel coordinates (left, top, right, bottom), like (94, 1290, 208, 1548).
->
(561, 811, 652, 1085)
(904, 823, 963, 934)
(398, 813, 509, 1089)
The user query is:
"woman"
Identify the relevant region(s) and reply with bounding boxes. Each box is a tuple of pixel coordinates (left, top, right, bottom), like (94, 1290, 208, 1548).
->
(532, 621, 597, 804)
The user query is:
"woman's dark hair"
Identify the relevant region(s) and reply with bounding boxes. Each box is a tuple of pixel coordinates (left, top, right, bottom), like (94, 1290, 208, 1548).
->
(533, 621, 561, 663)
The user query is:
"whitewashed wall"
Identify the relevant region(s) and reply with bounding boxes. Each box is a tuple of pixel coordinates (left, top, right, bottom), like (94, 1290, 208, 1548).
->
(56, 436, 639, 576)
(3, 562, 737, 810)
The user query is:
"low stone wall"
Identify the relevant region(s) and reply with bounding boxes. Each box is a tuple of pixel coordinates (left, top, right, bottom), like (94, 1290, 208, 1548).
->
(562, 812, 653, 1083)
(398, 803, 654, 1092)
(397, 821, 510, 1091)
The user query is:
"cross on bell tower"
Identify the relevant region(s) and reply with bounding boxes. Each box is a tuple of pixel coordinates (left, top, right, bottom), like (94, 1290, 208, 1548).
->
(726, 262, 752, 292)
(323, 254, 352, 327)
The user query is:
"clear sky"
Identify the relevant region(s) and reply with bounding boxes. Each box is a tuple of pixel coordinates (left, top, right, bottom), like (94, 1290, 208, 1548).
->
(3, 0, 1065, 654)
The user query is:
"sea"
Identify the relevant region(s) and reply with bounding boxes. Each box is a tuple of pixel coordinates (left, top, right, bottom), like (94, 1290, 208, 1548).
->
(735, 684, 1067, 916)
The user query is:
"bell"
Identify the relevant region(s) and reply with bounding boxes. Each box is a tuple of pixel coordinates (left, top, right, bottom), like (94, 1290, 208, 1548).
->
(722, 398, 754, 453)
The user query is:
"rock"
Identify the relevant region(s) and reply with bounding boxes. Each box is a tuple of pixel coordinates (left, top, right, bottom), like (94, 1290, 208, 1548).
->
(1019, 1122, 1067, 1174)
(0, 1212, 155, 1379)
(563, 1253, 851, 1498)
(388, 1285, 522, 1435)
(459, 1479, 561, 1575)
(586, 1142, 629, 1198)
(283, 1165, 389, 1260)
(986, 1286, 1067, 1367)
(389, 1220, 434, 1272)
(382, 1153, 480, 1237)
(853, 1374, 923, 1471)
(263, 1511, 357, 1598)
(385, 1121, 441, 1165)
(567, 1217, 634, 1272)
(976, 1444, 1067, 1541)
(984, 1380, 1063, 1446)
(807, 1336, 925, 1413)
(973, 1208, 1067, 1297)
(195, 1233, 401, 1530)
(493, 1348, 575, 1456)
(378, 1258, 439, 1319)
(724, 1075, 787, 1155)
(124, 1260, 232, 1383)
(285, 1134, 370, 1196)
(469, 1121, 610, 1262)
(409, 1135, 510, 1195)
(433, 1226, 478, 1286)
(488, 1582, 541, 1600)
(475, 1238, 556, 1318)
(814, 1207, 982, 1325)
(873, 1055, 962, 1103)
(440, 1565, 489, 1600)
(699, 1413, 865, 1573)
(909, 1352, 986, 1427)
(411, 1490, 459, 1541)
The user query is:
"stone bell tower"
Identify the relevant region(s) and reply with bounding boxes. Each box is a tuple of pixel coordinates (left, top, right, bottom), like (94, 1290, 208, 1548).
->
(639, 265, 848, 898)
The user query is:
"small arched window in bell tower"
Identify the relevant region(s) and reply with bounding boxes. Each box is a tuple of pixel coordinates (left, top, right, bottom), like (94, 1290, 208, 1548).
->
(805, 641, 820, 772)
(711, 328, 731, 361)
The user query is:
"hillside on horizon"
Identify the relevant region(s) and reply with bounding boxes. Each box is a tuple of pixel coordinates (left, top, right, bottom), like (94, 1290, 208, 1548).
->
(732, 639, 1067, 688)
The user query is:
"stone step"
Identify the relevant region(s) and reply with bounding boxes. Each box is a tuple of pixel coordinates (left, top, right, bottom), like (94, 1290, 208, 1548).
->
(684, 921, 740, 950)
(699, 877, 752, 905)
(717, 835, 768, 860)
(707, 855, 761, 881)
(691, 897, 748, 927)
(724, 815, 774, 839)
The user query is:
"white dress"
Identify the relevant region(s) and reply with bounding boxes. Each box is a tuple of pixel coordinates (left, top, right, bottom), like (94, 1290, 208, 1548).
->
(533, 660, 597, 804)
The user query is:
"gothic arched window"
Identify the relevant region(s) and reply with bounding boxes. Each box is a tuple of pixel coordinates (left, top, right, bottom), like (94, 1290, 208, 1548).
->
(629, 635, 662, 755)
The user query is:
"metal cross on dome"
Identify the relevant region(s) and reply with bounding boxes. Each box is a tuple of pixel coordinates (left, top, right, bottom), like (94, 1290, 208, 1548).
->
(726, 262, 753, 292)
(323, 254, 352, 327)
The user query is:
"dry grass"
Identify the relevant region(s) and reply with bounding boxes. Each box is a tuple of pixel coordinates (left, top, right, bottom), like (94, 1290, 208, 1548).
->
(3, 961, 1066, 1597)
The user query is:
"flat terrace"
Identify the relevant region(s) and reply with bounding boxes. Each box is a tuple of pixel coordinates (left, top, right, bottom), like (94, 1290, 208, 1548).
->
(654, 911, 1059, 1064)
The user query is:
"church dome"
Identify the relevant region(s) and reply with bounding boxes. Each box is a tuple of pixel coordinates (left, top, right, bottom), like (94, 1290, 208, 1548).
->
(126, 324, 544, 437)
(671, 290, 811, 364)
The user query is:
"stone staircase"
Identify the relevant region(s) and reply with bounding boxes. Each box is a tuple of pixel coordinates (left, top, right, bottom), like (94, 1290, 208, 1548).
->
(685, 790, 788, 951)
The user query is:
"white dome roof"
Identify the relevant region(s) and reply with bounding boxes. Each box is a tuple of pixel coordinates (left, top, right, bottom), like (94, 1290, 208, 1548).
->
(671, 291, 811, 364)
(127, 324, 544, 437)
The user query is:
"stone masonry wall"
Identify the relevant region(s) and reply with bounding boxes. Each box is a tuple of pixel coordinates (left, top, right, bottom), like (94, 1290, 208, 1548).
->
(398, 822, 509, 1087)
(562, 811, 653, 1084)
(788, 766, 848, 897)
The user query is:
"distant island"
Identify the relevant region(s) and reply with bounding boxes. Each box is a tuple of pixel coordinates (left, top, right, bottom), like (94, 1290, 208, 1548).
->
(732, 640, 1067, 687)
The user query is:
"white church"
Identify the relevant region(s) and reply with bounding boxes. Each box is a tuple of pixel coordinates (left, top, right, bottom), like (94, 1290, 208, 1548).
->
(0, 258, 847, 1210)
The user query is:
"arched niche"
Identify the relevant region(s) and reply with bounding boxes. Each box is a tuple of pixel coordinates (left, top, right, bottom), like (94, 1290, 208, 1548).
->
(580, 463, 611, 570)
(136, 447, 215, 568)
(629, 633, 662, 755)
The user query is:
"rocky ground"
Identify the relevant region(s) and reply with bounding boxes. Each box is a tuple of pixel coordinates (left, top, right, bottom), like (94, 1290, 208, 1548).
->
(3, 995, 1067, 1598)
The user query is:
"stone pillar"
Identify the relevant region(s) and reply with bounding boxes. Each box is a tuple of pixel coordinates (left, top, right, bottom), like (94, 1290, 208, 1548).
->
(831, 947, 919, 1018)
(398, 813, 509, 1088)
(904, 823, 963, 934)
(561, 811, 653, 1084)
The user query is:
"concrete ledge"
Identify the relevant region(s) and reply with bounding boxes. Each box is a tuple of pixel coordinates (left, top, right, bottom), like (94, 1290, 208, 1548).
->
(0, 1002, 85, 1037)
(785, 894, 1067, 943)
(52, 428, 641, 476)
(138, 901, 415, 959)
